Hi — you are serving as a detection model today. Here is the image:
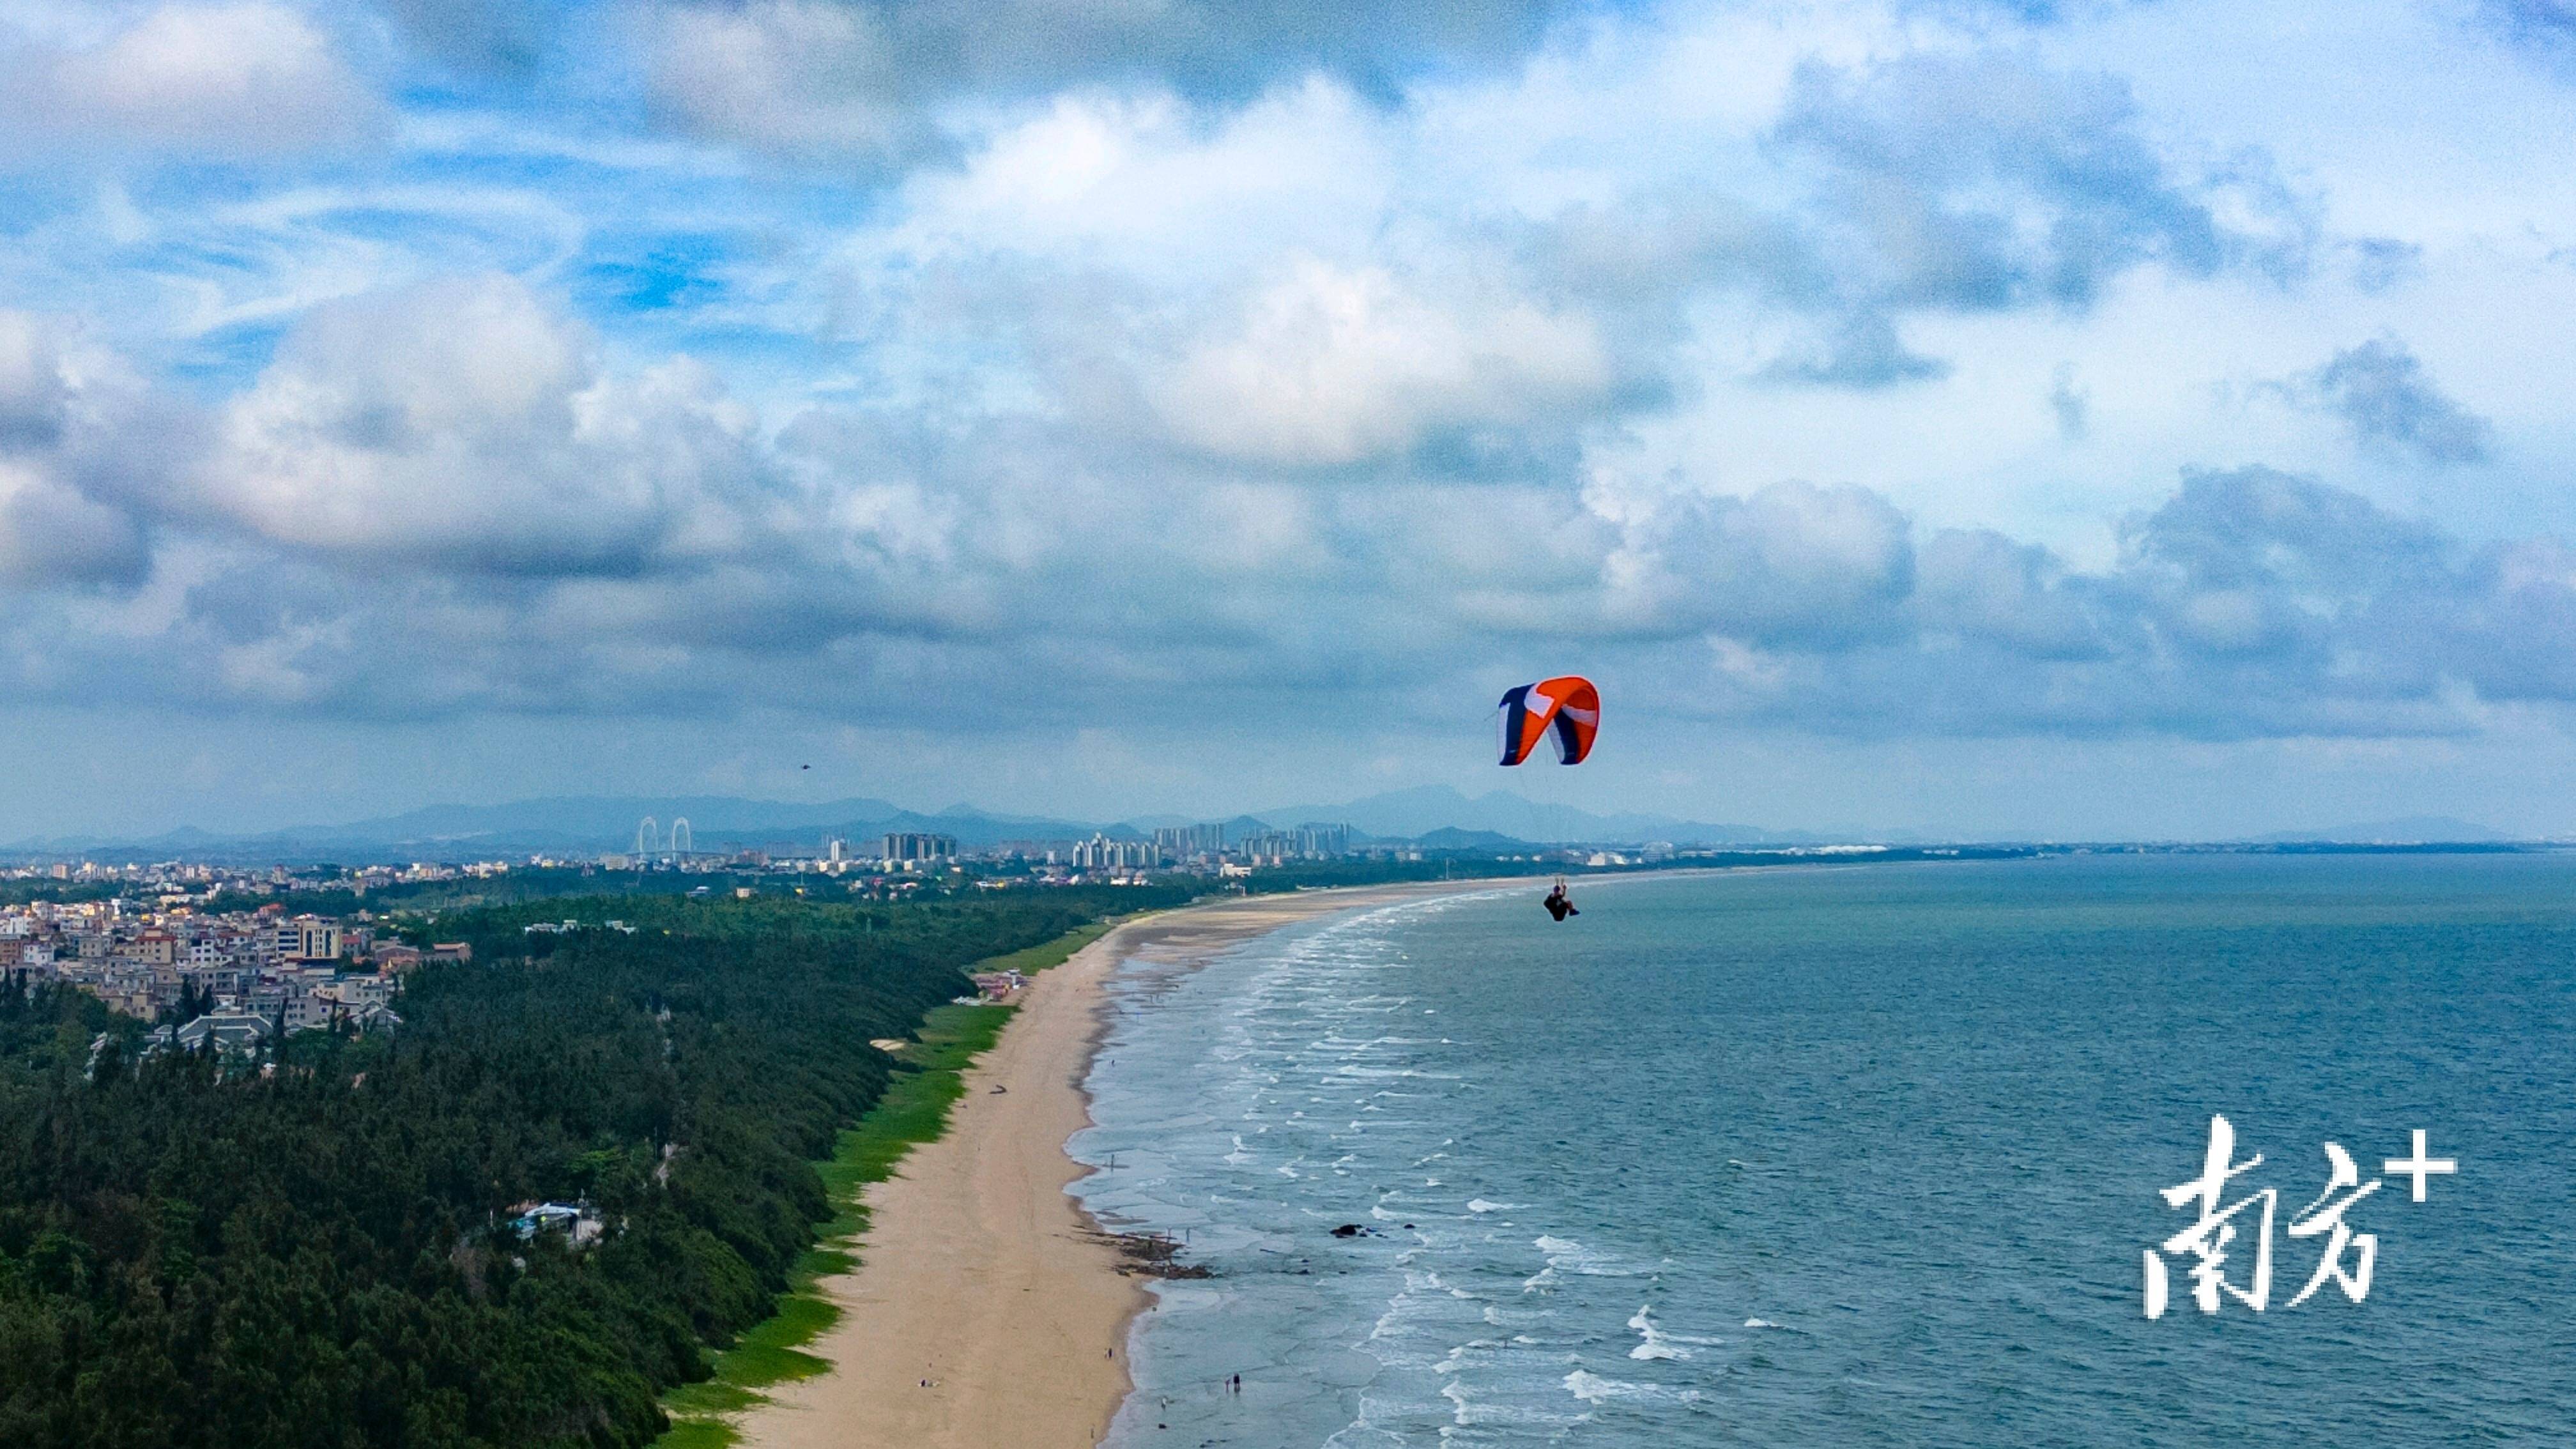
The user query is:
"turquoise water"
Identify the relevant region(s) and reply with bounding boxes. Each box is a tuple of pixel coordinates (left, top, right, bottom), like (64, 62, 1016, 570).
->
(1070, 854, 2576, 1445)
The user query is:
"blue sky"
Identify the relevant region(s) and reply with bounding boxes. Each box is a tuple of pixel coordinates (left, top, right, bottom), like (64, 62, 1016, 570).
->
(4, 0, 2576, 839)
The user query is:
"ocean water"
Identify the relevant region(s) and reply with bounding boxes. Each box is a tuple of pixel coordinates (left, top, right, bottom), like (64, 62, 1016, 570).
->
(1069, 854, 2576, 1445)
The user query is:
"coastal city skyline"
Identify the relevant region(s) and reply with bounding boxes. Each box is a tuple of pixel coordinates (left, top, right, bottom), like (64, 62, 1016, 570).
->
(1, 782, 2534, 862)
(9, 0, 2576, 843)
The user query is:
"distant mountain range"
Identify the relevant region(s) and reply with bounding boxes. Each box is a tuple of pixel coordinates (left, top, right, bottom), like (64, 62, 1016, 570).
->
(3, 795, 1113, 863)
(1250, 785, 1824, 846)
(2247, 816, 2511, 845)
(0, 791, 2522, 864)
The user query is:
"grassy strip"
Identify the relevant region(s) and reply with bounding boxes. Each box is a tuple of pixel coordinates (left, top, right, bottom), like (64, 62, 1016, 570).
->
(963, 919, 1113, 979)
(650, 920, 1116, 1447)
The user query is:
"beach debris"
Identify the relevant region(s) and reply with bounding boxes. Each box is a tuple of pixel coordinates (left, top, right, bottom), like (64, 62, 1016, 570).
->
(1103, 1229, 1213, 1278)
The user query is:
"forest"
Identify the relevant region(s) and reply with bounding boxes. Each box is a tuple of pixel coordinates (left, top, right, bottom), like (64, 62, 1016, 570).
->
(0, 885, 1190, 1448)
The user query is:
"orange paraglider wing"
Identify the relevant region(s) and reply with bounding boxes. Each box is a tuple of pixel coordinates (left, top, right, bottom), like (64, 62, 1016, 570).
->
(1496, 676, 1598, 765)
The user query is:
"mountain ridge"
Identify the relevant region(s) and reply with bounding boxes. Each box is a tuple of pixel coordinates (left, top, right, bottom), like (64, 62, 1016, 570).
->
(1, 791, 2521, 862)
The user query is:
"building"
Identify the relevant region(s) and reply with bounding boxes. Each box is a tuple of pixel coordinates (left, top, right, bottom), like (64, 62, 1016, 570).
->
(288, 917, 342, 962)
(882, 832, 958, 864)
(319, 975, 394, 1010)
(1071, 833, 1155, 871)
(508, 1201, 605, 1248)
(1234, 823, 1353, 864)
(111, 1011, 277, 1066)
(1153, 822, 1229, 861)
(1298, 823, 1352, 857)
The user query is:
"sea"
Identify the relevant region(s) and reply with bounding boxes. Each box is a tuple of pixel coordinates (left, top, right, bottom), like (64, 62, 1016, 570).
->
(1068, 852, 2576, 1445)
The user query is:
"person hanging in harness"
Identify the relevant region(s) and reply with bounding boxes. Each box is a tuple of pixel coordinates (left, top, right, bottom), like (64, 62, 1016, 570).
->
(1543, 878, 1579, 921)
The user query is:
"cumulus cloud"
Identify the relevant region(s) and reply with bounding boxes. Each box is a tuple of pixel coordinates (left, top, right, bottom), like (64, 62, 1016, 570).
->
(0, 460, 146, 588)
(1559, 464, 2576, 742)
(0, 316, 72, 448)
(4, 290, 2573, 757)
(1915, 527, 2107, 659)
(638, 0, 1571, 157)
(792, 33, 2303, 511)
(1598, 480, 1917, 647)
(1770, 50, 2223, 313)
(1513, 44, 2287, 394)
(199, 274, 778, 574)
(641, 0, 912, 158)
(1154, 259, 1610, 466)
(0, 4, 380, 155)
(0, 313, 164, 590)
(2306, 339, 2494, 464)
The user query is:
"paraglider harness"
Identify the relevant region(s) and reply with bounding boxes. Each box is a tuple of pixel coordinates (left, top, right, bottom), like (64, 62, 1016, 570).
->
(1543, 877, 1579, 921)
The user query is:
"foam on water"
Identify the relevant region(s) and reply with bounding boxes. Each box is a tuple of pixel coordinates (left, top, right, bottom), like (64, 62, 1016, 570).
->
(1626, 1305, 1690, 1360)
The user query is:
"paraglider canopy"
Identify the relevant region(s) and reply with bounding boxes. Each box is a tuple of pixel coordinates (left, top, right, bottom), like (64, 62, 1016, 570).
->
(1497, 677, 1599, 767)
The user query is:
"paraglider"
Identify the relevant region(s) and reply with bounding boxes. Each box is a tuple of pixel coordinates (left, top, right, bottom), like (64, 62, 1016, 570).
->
(1496, 676, 1599, 767)
(1497, 676, 1597, 921)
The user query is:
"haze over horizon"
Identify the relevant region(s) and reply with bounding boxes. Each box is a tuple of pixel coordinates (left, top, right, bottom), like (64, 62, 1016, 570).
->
(7, 0, 2576, 841)
(0, 783, 2524, 856)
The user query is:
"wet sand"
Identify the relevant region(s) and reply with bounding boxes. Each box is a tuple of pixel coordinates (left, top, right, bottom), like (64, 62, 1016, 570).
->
(731, 884, 1491, 1449)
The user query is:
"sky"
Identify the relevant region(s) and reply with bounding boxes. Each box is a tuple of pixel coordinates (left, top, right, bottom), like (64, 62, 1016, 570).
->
(4, 0, 2576, 841)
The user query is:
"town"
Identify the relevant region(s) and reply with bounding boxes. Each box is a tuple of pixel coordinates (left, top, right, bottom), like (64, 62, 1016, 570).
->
(0, 822, 1366, 1040)
(0, 818, 1843, 1041)
(1, 892, 439, 1062)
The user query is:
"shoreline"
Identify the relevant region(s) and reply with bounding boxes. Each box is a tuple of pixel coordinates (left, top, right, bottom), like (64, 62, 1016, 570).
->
(727, 882, 1503, 1449)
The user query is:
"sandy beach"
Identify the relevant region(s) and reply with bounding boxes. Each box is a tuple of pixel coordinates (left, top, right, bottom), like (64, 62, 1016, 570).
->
(730, 884, 1489, 1449)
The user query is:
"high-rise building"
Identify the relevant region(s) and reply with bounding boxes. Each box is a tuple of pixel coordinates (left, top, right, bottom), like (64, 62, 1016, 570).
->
(882, 832, 958, 863)
(1072, 833, 1155, 870)
(1152, 822, 1229, 861)
(1298, 823, 1351, 857)
(1232, 824, 1352, 864)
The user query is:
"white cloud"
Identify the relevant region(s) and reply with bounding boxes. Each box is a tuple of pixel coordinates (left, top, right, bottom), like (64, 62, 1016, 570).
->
(0, 456, 144, 586)
(641, 0, 907, 158)
(0, 310, 164, 589)
(200, 274, 772, 572)
(1154, 258, 1609, 466)
(0, 3, 380, 155)
(1596, 478, 1915, 646)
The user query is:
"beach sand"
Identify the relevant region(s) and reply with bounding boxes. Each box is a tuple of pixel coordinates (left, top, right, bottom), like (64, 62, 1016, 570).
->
(730, 883, 1491, 1449)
